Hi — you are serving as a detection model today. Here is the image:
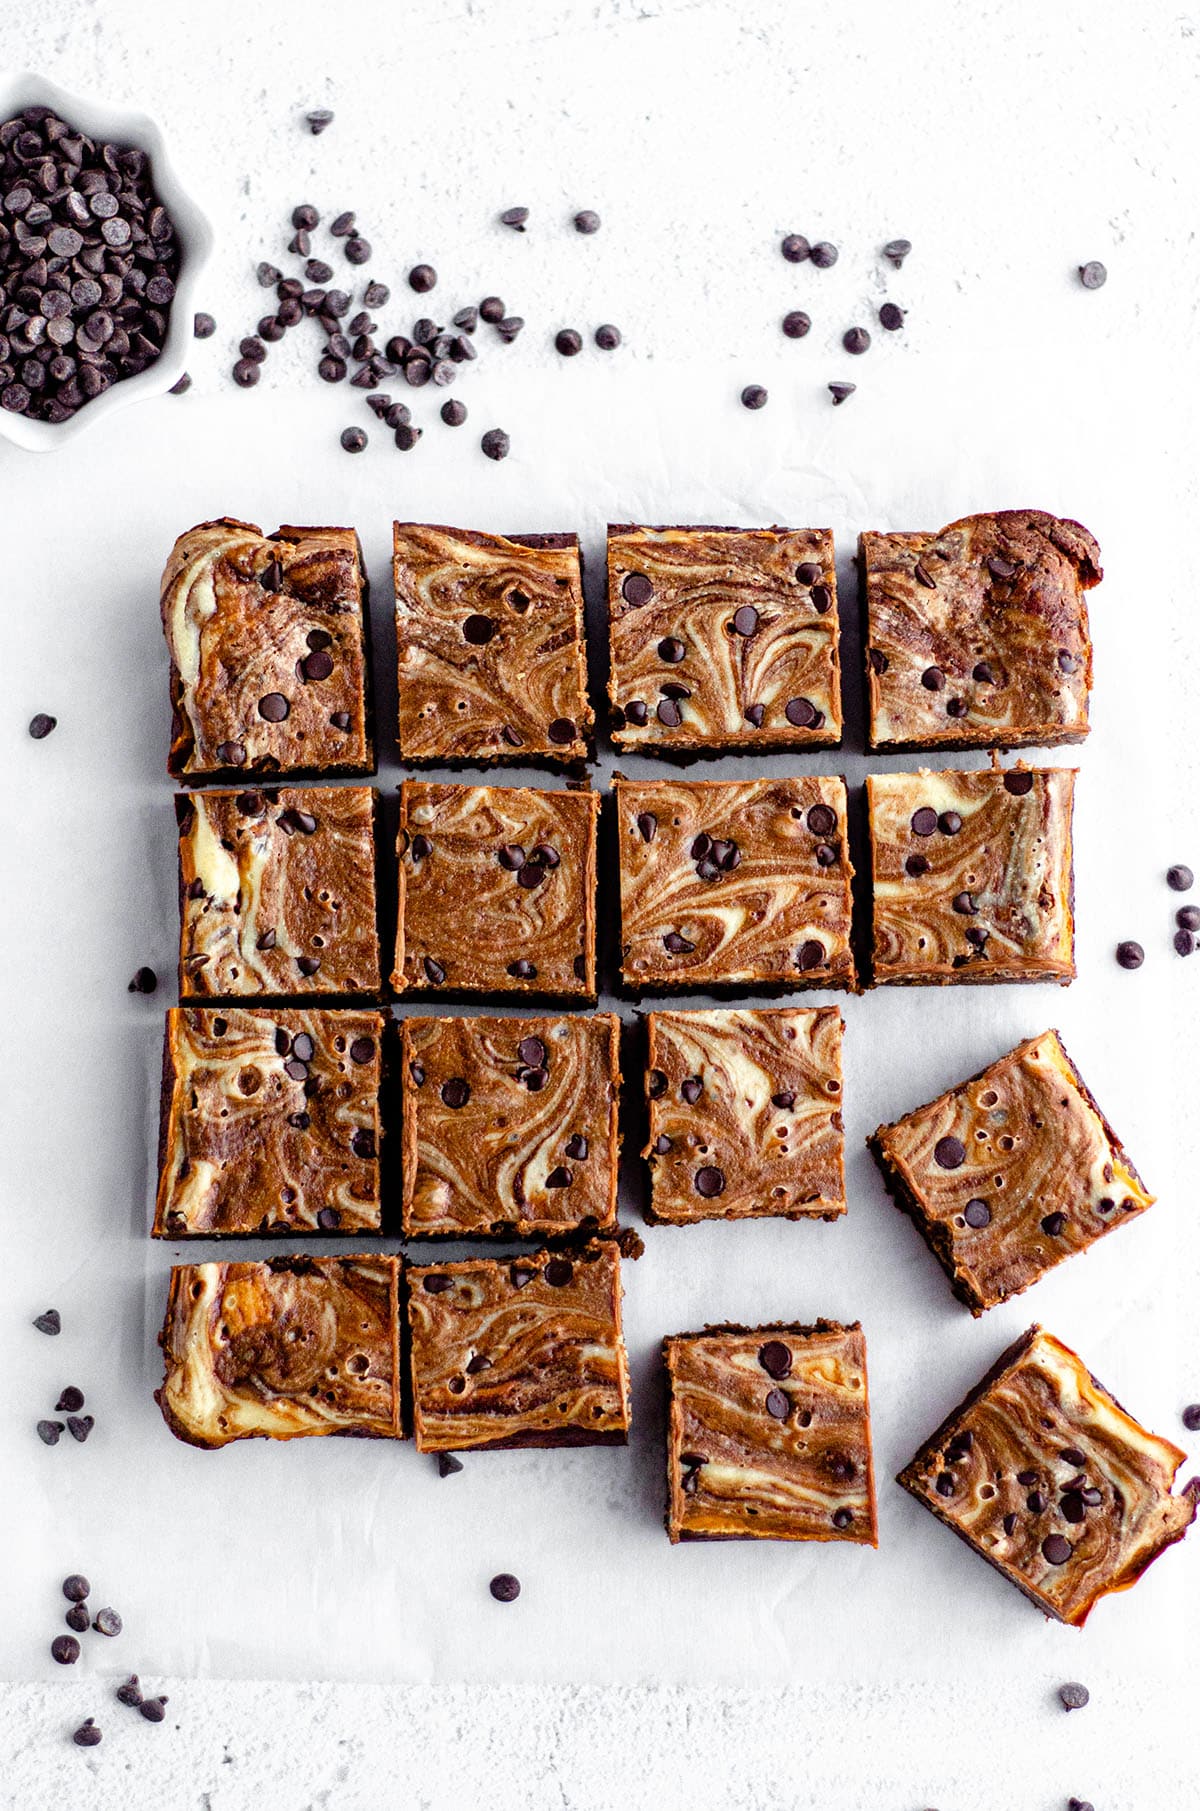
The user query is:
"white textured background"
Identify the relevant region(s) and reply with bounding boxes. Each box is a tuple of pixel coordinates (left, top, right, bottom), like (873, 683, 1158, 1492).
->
(2, 0, 1199, 1806)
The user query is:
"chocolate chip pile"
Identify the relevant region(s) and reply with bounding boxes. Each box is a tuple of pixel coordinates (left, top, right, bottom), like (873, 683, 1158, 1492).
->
(36, 1381, 93, 1447)
(740, 234, 911, 411)
(0, 105, 180, 422)
(1115, 862, 1197, 968)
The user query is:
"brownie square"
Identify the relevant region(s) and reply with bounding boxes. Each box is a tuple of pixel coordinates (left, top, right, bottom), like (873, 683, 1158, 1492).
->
(862, 509, 1101, 752)
(394, 524, 593, 765)
(162, 518, 373, 781)
(607, 524, 842, 753)
(898, 1325, 1197, 1624)
(644, 1008, 845, 1223)
(407, 1241, 632, 1451)
(664, 1322, 877, 1543)
(154, 1007, 384, 1238)
(401, 1013, 620, 1237)
(614, 775, 855, 992)
(176, 785, 381, 1001)
(393, 781, 598, 1000)
(156, 1255, 402, 1448)
(868, 1030, 1154, 1313)
(867, 765, 1075, 985)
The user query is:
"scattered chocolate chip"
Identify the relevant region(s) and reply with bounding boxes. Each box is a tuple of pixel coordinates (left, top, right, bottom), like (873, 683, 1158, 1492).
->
(594, 322, 622, 350)
(810, 241, 838, 268)
(910, 807, 938, 837)
(1174, 928, 1195, 957)
(1178, 905, 1200, 933)
(139, 1697, 168, 1723)
(67, 1416, 94, 1442)
(306, 109, 334, 135)
(440, 398, 467, 426)
(1078, 260, 1107, 290)
(694, 1165, 725, 1198)
(51, 1635, 81, 1665)
(964, 1199, 991, 1228)
(73, 1719, 102, 1747)
(842, 326, 870, 354)
(408, 263, 437, 292)
(781, 234, 810, 263)
(782, 310, 811, 338)
(879, 302, 906, 330)
(340, 426, 367, 453)
(490, 1573, 521, 1603)
(33, 1310, 61, 1337)
(905, 854, 930, 877)
(37, 1420, 64, 1445)
(115, 1675, 142, 1707)
(740, 384, 768, 410)
(28, 713, 57, 739)
(481, 428, 510, 460)
(828, 382, 856, 405)
(1116, 940, 1145, 970)
(93, 1607, 122, 1638)
(56, 1387, 84, 1413)
(1167, 863, 1194, 892)
(680, 1076, 703, 1105)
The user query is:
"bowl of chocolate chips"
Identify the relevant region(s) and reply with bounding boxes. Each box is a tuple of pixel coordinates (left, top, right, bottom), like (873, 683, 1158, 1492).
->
(0, 72, 212, 450)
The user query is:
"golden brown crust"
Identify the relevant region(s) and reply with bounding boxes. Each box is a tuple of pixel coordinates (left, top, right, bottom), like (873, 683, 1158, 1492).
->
(862, 509, 1101, 751)
(664, 1321, 877, 1543)
(644, 1008, 845, 1223)
(154, 1007, 384, 1237)
(393, 782, 598, 1000)
(400, 1014, 620, 1237)
(897, 1325, 1196, 1624)
(868, 1030, 1154, 1313)
(867, 765, 1075, 985)
(606, 525, 842, 752)
(614, 776, 855, 992)
(394, 523, 593, 765)
(162, 518, 373, 781)
(176, 786, 381, 1001)
(407, 1242, 631, 1452)
(156, 1256, 402, 1448)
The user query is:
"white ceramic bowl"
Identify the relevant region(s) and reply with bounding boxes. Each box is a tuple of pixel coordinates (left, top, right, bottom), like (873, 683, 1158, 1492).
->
(0, 70, 214, 452)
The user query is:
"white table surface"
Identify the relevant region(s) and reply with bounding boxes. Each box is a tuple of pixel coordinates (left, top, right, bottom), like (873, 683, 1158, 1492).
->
(2, 0, 1198, 1805)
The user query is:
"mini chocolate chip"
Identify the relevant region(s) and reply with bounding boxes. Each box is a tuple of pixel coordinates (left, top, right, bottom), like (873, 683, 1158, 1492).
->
(1115, 940, 1144, 970)
(934, 1136, 965, 1170)
(781, 234, 810, 262)
(964, 1199, 991, 1228)
(765, 1388, 789, 1420)
(37, 1420, 64, 1445)
(63, 1575, 91, 1603)
(411, 834, 433, 861)
(657, 635, 686, 663)
(622, 572, 654, 605)
(351, 1130, 375, 1159)
(93, 1606, 122, 1637)
(52, 1636, 81, 1665)
(139, 1697, 168, 1723)
(441, 1078, 470, 1109)
(987, 555, 1018, 580)
(34, 1310, 61, 1336)
(594, 323, 622, 350)
(1167, 864, 1194, 892)
(1177, 906, 1200, 932)
(128, 966, 158, 995)
(490, 1573, 521, 1602)
(810, 241, 838, 267)
(516, 863, 545, 890)
(1042, 1534, 1073, 1564)
(937, 812, 963, 836)
(544, 1253, 574, 1280)
(28, 713, 56, 739)
(480, 428, 510, 460)
(1078, 260, 1107, 289)
(905, 854, 930, 877)
(831, 1508, 853, 1530)
(1059, 1682, 1090, 1712)
(952, 892, 977, 916)
(508, 959, 537, 979)
(438, 1453, 463, 1477)
(574, 209, 601, 234)
(935, 1471, 955, 1497)
(879, 302, 906, 330)
(910, 807, 938, 837)
(65, 1604, 90, 1632)
(1181, 1404, 1200, 1431)
(973, 661, 997, 683)
(785, 697, 818, 727)
(548, 717, 577, 744)
(921, 665, 945, 691)
(1175, 928, 1195, 957)
(680, 1076, 703, 1105)
(758, 1341, 792, 1379)
(517, 1037, 547, 1069)
(740, 384, 768, 410)
(115, 1676, 143, 1707)
(423, 957, 446, 984)
(842, 326, 870, 354)
(67, 1415, 94, 1442)
(648, 1070, 668, 1099)
(422, 1274, 453, 1294)
(316, 1208, 340, 1230)
(694, 1165, 725, 1198)
(340, 426, 367, 453)
(349, 1037, 375, 1064)
(782, 309, 812, 338)
(56, 1387, 84, 1413)
(258, 692, 289, 722)
(869, 648, 888, 674)
(306, 109, 334, 134)
(555, 328, 582, 356)
(663, 932, 695, 955)
(731, 605, 759, 637)
(1041, 1212, 1067, 1236)
(565, 1135, 589, 1161)
(797, 940, 825, 971)
(806, 803, 837, 837)
(73, 1720, 101, 1747)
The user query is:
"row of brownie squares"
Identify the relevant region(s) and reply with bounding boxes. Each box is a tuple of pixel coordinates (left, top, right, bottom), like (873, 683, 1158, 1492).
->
(160, 509, 1102, 780)
(155, 1250, 1197, 1626)
(157, 1002, 1151, 1320)
(176, 766, 1078, 1001)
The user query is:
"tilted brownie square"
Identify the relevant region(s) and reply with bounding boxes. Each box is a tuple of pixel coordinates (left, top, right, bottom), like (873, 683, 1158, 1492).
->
(394, 524, 593, 765)
(868, 1030, 1153, 1313)
(614, 775, 855, 992)
(156, 1255, 402, 1448)
(393, 781, 598, 1000)
(401, 1013, 620, 1237)
(176, 786, 381, 1001)
(898, 1325, 1197, 1624)
(154, 1007, 384, 1238)
(643, 1008, 845, 1223)
(664, 1322, 878, 1543)
(407, 1241, 632, 1452)
(867, 765, 1075, 985)
(607, 525, 841, 752)
(161, 518, 374, 781)
(862, 509, 1101, 751)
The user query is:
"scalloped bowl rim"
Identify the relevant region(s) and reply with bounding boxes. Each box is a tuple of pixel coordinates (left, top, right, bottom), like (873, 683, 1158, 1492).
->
(0, 70, 214, 452)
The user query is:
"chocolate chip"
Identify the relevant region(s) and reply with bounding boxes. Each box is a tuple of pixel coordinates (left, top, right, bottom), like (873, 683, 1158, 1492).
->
(1059, 1682, 1090, 1712)
(37, 1420, 64, 1445)
(797, 940, 825, 971)
(663, 932, 695, 955)
(128, 966, 158, 995)
(490, 1573, 521, 1602)
(316, 1208, 340, 1230)
(306, 109, 334, 134)
(508, 959, 537, 979)
(694, 1165, 725, 1198)
(973, 661, 997, 684)
(594, 323, 622, 350)
(555, 328, 583, 356)
(731, 605, 760, 637)
(647, 1070, 668, 1100)
(765, 1388, 789, 1420)
(116, 1676, 142, 1707)
(480, 428, 510, 460)
(62, 1574, 90, 1603)
(1042, 1534, 1073, 1564)
(93, 1606, 122, 1637)
(964, 1199, 991, 1228)
(740, 384, 768, 410)
(33, 1309, 61, 1336)
(781, 234, 810, 262)
(440, 398, 467, 426)
(422, 957, 446, 984)
(139, 1697, 168, 1723)
(422, 1274, 453, 1294)
(879, 302, 906, 330)
(463, 613, 496, 645)
(1078, 260, 1107, 289)
(1116, 940, 1144, 970)
(782, 310, 811, 338)
(258, 692, 289, 722)
(934, 1136, 965, 1170)
(67, 1415, 93, 1442)
(571, 208, 601, 234)
(842, 326, 870, 354)
(440, 1078, 471, 1109)
(784, 697, 819, 728)
(547, 717, 577, 745)
(28, 712, 56, 738)
(828, 382, 856, 404)
(937, 812, 962, 836)
(910, 807, 938, 837)
(952, 891, 977, 916)
(56, 1386, 84, 1413)
(408, 263, 436, 292)
(438, 1453, 463, 1477)
(1177, 906, 1200, 932)
(1175, 928, 1195, 957)
(921, 665, 945, 692)
(340, 426, 367, 453)
(935, 1471, 956, 1497)
(675, 1076, 702, 1107)
(73, 1720, 102, 1747)
(810, 241, 838, 267)
(1167, 863, 1194, 892)
(1042, 1212, 1067, 1236)
(758, 1341, 792, 1379)
(51, 1635, 81, 1665)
